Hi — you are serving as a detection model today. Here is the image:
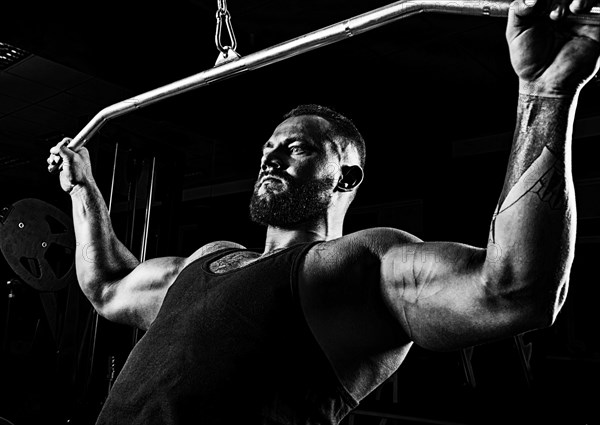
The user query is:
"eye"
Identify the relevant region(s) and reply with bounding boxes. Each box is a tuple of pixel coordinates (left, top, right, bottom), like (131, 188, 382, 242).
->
(289, 144, 307, 154)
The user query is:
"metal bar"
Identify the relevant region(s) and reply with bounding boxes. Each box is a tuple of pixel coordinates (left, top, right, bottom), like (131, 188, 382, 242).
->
(125, 157, 140, 251)
(139, 156, 156, 264)
(52, 0, 599, 162)
(86, 141, 120, 401)
(459, 347, 477, 388)
(513, 334, 534, 386)
(132, 156, 156, 346)
(107, 142, 119, 214)
(351, 409, 469, 425)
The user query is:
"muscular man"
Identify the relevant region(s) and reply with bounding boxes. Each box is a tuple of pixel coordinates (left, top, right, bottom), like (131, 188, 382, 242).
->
(47, 0, 600, 423)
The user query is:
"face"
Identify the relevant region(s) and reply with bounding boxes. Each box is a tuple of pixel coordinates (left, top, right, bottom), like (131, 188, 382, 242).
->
(249, 115, 342, 229)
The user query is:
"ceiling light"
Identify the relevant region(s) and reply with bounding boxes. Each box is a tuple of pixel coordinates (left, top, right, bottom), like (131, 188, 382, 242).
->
(0, 42, 30, 70)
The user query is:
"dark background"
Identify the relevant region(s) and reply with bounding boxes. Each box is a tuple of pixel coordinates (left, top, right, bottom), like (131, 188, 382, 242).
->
(0, 1, 599, 424)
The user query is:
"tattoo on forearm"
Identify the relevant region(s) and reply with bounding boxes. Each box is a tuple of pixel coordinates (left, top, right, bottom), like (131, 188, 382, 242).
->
(499, 156, 564, 213)
(490, 94, 574, 244)
(491, 146, 566, 244)
(498, 95, 573, 206)
(530, 162, 566, 210)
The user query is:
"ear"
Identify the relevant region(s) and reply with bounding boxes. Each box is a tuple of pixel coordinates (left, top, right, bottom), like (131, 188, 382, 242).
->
(336, 165, 364, 192)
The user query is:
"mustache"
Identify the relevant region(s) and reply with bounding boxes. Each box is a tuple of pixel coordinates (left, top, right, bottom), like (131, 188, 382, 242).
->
(258, 170, 291, 183)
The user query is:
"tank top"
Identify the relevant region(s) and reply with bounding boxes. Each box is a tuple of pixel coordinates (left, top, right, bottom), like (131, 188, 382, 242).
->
(95, 242, 359, 425)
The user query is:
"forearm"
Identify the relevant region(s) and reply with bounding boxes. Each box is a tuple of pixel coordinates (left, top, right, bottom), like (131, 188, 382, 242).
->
(485, 93, 577, 317)
(70, 181, 140, 302)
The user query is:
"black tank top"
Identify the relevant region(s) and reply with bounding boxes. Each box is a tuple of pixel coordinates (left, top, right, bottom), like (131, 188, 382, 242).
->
(95, 242, 358, 425)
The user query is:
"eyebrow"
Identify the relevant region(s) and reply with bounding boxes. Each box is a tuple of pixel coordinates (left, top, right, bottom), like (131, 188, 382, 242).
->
(261, 137, 321, 152)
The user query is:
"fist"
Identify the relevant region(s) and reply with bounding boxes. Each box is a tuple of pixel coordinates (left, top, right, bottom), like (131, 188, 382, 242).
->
(506, 0, 600, 96)
(47, 138, 95, 194)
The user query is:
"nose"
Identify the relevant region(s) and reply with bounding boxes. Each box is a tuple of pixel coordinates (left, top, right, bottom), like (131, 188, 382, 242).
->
(261, 149, 285, 172)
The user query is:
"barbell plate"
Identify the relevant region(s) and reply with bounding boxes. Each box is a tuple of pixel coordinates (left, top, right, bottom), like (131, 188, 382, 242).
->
(0, 198, 76, 292)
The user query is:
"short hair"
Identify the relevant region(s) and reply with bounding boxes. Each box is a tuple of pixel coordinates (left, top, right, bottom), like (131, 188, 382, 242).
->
(282, 104, 366, 169)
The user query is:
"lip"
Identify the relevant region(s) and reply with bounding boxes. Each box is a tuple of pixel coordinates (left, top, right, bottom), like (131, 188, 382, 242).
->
(260, 176, 285, 185)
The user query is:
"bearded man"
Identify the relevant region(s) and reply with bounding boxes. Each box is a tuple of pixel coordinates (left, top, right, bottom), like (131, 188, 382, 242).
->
(48, 1, 600, 423)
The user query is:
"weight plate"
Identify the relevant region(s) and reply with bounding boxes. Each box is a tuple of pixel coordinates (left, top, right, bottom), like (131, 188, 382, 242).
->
(0, 198, 76, 291)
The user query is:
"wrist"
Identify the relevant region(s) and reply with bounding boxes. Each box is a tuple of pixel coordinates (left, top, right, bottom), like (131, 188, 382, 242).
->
(517, 88, 580, 116)
(515, 89, 578, 152)
(519, 79, 582, 100)
(69, 178, 97, 198)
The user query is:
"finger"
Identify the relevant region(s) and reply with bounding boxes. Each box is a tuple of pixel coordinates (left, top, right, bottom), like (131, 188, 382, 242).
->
(46, 152, 62, 165)
(59, 136, 71, 147)
(49, 137, 72, 155)
(508, 0, 541, 28)
(47, 147, 70, 169)
(50, 145, 75, 163)
(507, 0, 540, 39)
(47, 160, 63, 173)
(569, 0, 590, 14)
(46, 154, 61, 165)
(550, 0, 569, 20)
(511, 0, 540, 20)
(567, 1, 600, 40)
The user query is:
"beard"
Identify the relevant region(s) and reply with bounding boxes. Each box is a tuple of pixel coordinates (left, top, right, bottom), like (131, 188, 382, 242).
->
(249, 171, 336, 229)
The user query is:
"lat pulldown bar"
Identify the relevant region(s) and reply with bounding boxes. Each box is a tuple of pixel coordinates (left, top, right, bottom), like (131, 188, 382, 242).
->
(47, 0, 600, 172)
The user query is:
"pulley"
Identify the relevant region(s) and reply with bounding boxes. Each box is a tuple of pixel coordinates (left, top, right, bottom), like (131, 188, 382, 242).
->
(0, 198, 76, 292)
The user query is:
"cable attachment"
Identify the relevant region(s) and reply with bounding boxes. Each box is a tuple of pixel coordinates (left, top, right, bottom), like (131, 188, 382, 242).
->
(215, 0, 241, 66)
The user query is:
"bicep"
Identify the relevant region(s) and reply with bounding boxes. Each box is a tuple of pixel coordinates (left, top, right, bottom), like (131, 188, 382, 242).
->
(380, 242, 526, 351)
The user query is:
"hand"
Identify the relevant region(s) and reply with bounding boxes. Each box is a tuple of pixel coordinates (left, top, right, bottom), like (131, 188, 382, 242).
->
(47, 138, 95, 194)
(506, 0, 600, 96)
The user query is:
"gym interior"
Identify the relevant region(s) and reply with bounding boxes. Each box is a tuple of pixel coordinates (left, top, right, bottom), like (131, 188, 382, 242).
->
(0, 1, 599, 424)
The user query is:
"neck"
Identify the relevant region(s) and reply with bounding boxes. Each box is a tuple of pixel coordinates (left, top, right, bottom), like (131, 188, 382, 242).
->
(262, 213, 344, 255)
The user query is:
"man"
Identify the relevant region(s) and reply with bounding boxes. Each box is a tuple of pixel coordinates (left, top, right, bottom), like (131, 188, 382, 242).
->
(48, 0, 600, 423)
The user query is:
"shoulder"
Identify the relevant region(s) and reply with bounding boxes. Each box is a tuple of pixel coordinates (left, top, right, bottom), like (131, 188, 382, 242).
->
(303, 227, 423, 275)
(298, 227, 423, 304)
(297, 228, 418, 383)
(183, 240, 246, 269)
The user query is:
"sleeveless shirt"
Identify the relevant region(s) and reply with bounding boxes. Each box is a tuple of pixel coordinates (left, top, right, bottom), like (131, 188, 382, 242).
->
(95, 242, 359, 425)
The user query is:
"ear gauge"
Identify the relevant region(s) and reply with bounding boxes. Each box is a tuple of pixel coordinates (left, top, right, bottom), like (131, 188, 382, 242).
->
(338, 165, 364, 191)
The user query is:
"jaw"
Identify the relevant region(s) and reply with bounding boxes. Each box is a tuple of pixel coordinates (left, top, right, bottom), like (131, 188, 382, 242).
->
(249, 173, 342, 231)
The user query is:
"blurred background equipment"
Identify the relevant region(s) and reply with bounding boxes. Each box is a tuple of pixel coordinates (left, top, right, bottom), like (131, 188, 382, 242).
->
(0, 198, 75, 292)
